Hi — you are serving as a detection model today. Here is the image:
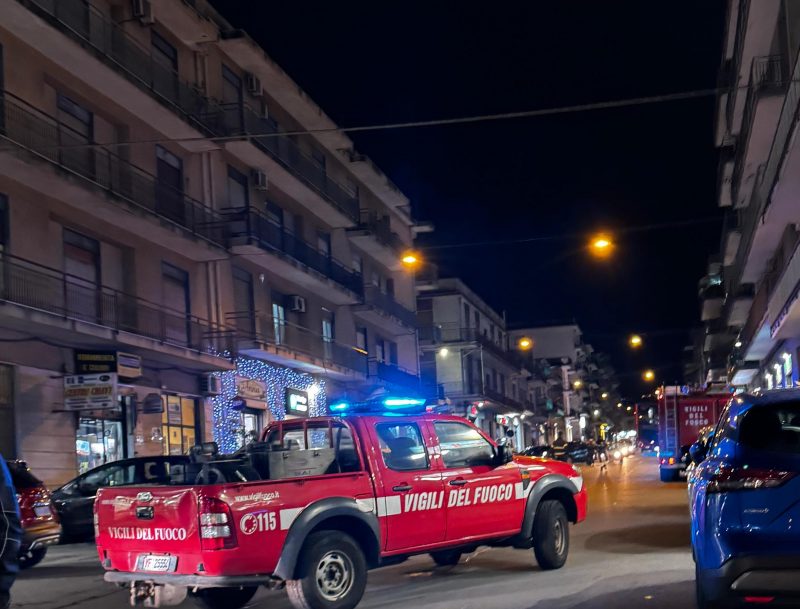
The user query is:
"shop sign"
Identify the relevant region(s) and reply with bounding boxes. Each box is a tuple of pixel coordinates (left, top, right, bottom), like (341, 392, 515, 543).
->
(64, 373, 117, 411)
(236, 377, 266, 400)
(74, 351, 142, 378)
(285, 388, 309, 416)
(495, 414, 510, 426)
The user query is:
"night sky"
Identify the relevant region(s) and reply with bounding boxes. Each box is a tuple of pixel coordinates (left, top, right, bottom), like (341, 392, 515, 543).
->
(217, 2, 727, 395)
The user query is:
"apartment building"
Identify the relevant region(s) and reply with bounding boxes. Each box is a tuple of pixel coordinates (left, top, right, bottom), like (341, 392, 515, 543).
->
(416, 276, 535, 449)
(0, 0, 420, 484)
(707, 0, 800, 391)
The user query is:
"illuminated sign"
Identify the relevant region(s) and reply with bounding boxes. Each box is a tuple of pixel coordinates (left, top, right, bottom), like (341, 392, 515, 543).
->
(285, 388, 309, 416)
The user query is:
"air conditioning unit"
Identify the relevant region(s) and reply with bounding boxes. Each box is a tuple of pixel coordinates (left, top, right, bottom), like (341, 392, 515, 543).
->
(200, 374, 221, 396)
(289, 295, 307, 313)
(131, 0, 154, 24)
(245, 72, 262, 96)
(251, 169, 268, 191)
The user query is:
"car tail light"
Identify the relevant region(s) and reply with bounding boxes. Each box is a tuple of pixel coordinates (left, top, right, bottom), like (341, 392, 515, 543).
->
(199, 497, 236, 550)
(659, 457, 675, 465)
(707, 467, 796, 494)
(744, 597, 775, 604)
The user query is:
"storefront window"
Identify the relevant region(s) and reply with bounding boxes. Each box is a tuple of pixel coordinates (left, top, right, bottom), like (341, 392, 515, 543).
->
(161, 395, 197, 455)
(76, 418, 124, 474)
(784, 354, 793, 387)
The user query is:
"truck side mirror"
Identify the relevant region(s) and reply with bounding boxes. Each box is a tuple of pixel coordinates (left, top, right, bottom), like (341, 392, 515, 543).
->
(495, 444, 514, 466)
(689, 441, 707, 464)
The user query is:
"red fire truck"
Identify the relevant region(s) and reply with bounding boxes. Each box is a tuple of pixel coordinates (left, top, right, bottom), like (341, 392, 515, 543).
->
(95, 399, 587, 609)
(656, 386, 729, 482)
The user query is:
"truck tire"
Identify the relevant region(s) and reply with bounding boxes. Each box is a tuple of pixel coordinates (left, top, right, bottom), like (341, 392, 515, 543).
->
(193, 586, 258, 609)
(286, 531, 367, 609)
(532, 499, 569, 570)
(430, 550, 462, 567)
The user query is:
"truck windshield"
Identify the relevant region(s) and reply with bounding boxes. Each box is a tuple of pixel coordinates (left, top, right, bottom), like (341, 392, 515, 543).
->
(739, 402, 800, 454)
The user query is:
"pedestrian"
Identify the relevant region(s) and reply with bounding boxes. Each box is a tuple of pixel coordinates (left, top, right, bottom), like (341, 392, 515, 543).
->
(0, 457, 21, 609)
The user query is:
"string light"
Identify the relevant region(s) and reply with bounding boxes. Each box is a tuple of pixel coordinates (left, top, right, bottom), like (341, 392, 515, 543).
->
(211, 357, 327, 453)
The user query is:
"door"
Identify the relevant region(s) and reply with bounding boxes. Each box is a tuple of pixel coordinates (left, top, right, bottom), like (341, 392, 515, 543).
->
(155, 145, 185, 224)
(222, 65, 243, 132)
(272, 295, 286, 345)
(57, 93, 94, 179)
(151, 31, 179, 103)
(322, 309, 334, 360)
(371, 420, 445, 551)
(162, 262, 190, 345)
(432, 420, 524, 542)
(63, 229, 100, 322)
(232, 267, 255, 337)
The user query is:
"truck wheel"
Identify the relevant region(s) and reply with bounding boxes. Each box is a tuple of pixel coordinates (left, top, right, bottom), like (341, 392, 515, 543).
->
(430, 550, 462, 567)
(193, 586, 258, 609)
(286, 531, 367, 609)
(18, 547, 47, 569)
(532, 500, 569, 570)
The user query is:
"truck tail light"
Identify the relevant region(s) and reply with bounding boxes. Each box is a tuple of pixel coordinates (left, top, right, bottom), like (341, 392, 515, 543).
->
(660, 457, 675, 465)
(707, 467, 795, 494)
(199, 497, 236, 550)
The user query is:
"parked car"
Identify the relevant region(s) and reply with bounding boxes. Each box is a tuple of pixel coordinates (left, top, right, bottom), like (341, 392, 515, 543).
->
(7, 460, 61, 568)
(691, 390, 800, 607)
(551, 441, 593, 465)
(521, 445, 551, 458)
(52, 456, 189, 541)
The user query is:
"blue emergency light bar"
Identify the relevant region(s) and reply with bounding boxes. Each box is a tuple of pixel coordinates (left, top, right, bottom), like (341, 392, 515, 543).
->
(328, 396, 427, 415)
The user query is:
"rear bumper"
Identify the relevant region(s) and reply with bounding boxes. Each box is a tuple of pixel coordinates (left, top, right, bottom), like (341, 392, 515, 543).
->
(104, 571, 271, 588)
(699, 555, 800, 602)
(22, 524, 62, 551)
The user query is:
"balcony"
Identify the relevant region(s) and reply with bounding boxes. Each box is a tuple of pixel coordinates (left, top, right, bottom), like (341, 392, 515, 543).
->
(730, 55, 787, 209)
(431, 381, 525, 413)
(739, 278, 772, 361)
(420, 324, 525, 369)
(231, 313, 367, 378)
(767, 238, 800, 341)
(368, 360, 420, 390)
(347, 212, 406, 269)
(699, 280, 725, 322)
(355, 286, 416, 330)
(19, 0, 359, 225)
(0, 253, 234, 369)
(0, 91, 226, 251)
(725, 283, 755, 328)
(224, 207, 363, 301)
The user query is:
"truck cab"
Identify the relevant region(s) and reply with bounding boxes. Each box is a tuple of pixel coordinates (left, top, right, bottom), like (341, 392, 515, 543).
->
(96, 400, 586, 609)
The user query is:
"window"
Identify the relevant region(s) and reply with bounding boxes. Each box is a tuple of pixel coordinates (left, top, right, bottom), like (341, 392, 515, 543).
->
(264, 423, 361, 475)
(785, 354, 794, 386)
(57, 93, 94, 177)
(375, 338, 386, 363)
(266, 201, 283, 227)
(376, 422, 428, 471)
(80, 462, 136, 491)
(434, 421, 494, 468)
(499, 373, 506, 395)
(232, 267, 255, 336)
(151, 31, 178, 71)
(356, 327, 367, 352)
(322, 309, 334, 359)
(162, 262, 190, 344)
(222, 65, 243, 130)
(473, 310, 480, 330)
(64, 229, 100, 320)
(386, 278, 395, 297)
(228, 166, 249, 208)
(371, 271, 380, 288)
(311, 148, 326, 172)
(345, 177, 358, 199)
(151, 31, 179, 100)
(352, 254, 363, 275)
(766, 372, 774, 390)
(389, 341, 398, 365)
(463, 303, 471, 327)
(161, 395, 197, 455)
(155, 146, 184, 223)
(272, 293, 286, 344)
(317, 231, 331, 258)
(738, 402, 800, 455)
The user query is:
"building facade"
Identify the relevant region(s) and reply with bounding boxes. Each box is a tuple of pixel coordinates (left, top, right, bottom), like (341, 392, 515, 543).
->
(416, 277, 536, 449)
(0, 0, 421, 485)
(704, 0, 800, 391)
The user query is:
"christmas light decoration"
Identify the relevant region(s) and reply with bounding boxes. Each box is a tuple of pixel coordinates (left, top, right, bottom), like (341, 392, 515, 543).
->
(211, 357, 327, 453)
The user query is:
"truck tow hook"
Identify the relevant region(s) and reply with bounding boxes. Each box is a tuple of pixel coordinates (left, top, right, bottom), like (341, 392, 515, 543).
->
(130, 582, 188, 608)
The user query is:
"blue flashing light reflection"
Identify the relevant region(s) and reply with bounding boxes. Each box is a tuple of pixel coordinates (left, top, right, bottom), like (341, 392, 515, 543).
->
(383, 398, 426, 407)
(329, 402, 350, 411)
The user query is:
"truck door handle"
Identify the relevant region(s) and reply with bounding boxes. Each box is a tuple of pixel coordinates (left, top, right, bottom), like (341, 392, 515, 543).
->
(392, 485, 412, 492)
(449, 479, 468, 487)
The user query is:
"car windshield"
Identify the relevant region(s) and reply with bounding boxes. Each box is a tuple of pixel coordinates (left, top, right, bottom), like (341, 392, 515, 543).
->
(739, 402, 800, 455)
(7, 461, 42, 489)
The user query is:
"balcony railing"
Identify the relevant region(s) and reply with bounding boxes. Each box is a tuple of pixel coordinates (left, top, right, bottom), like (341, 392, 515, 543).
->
(731, 55, 786, 206)
(431, 380, 527, 412)
(21, 0, 360, 223)
(354, 212, 405, 253)
(368, 360, 420, 388)
(362, 286, 416, 327)
(230, 312, 367, 374)
(0, 91, 226, 246)
(419, 325, 525, 368)
(224, 207, 363, 295)
(0, 253, 234, 354)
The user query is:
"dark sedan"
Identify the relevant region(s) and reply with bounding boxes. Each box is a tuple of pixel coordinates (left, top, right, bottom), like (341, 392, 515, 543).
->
(52, 456, 189, 541)
(551, 441, 594, 465)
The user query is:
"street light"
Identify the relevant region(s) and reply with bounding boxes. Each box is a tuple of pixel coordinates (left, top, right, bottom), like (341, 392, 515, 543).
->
(593, 409, 600, 416)
(573, 379, 583, 389)
(438, 347, 449, 358)
(629, 334, 643, 348)
(626, 406, 633, 412)
(589, 233, 614, 258)
(401, 251, 421, 269)
(601, 392, 609, 399)
(517, 337, 533, 350)
(643, 369, 655, 382)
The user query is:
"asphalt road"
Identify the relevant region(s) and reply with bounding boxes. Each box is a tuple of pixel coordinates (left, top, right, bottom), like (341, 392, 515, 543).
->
(10, 456, 695, 609)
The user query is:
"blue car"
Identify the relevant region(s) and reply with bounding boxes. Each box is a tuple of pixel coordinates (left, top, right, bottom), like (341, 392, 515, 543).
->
(690, 390, 800, 608)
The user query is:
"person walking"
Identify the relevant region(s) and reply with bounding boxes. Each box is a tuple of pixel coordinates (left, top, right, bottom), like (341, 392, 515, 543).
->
(0, 457, 21, 609)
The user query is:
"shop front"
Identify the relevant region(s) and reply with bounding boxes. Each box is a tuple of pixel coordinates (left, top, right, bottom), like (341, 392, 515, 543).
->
(211, 357, 326, 453)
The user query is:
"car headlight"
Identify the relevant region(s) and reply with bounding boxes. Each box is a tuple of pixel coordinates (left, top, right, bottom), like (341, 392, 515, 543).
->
(613, 450, 622, 459)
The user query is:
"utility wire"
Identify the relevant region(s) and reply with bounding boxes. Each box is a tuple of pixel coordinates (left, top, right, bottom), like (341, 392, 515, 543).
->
(44, 85, 744, 150)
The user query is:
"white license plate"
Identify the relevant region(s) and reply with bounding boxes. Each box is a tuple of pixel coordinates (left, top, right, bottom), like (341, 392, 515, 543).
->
(135, 554, 177, 573)
(33, 504, 51, 518)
